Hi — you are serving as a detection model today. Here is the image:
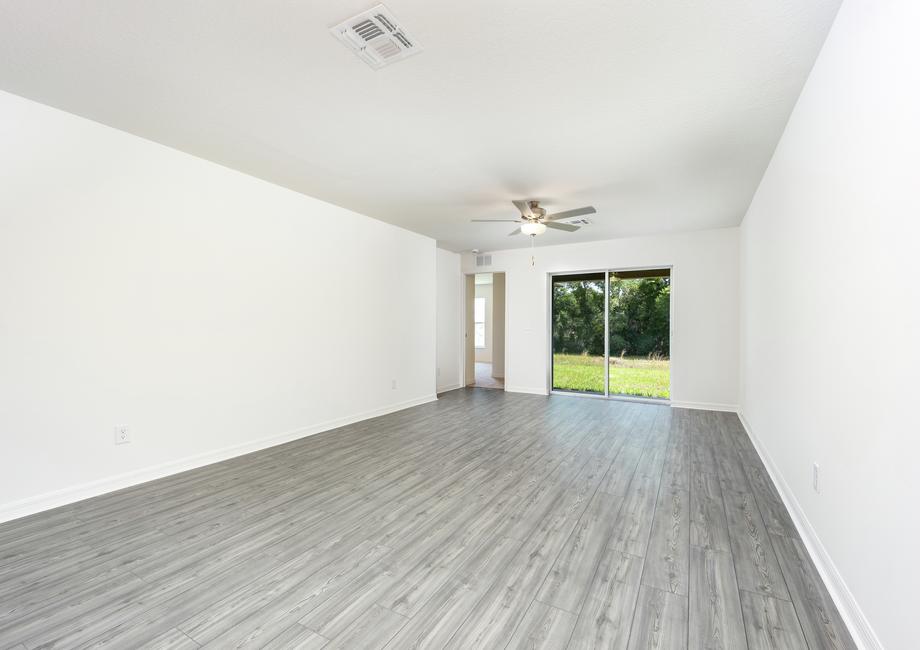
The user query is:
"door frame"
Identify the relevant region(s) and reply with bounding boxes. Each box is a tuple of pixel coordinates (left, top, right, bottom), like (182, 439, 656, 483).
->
(546, 265, 674, 403)
(464, 274, 475, 386)
(464, 271, 507, 389)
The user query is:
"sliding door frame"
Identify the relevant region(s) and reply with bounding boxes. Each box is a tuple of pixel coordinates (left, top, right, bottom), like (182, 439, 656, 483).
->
(604, 271, 610, 396)
(547, 264, 673, 404)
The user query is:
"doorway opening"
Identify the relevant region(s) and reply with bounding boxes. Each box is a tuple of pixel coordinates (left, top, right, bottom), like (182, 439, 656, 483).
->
(465, 272, 505, 389)
(550, 268, 670, 400)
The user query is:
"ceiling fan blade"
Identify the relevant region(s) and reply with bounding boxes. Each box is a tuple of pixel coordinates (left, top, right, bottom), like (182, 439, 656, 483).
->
(545, 206, 596, 221)
(508, 227, 522, 236)
(512, 200, 533, 218)
(544, 221, 580, 232)
(471, 219, 521, 222)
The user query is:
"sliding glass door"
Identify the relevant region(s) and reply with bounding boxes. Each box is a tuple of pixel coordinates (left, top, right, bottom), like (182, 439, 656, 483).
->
(608, 269, 670, 399)
(551, 268, 670, 400)
(551, 273, 606, 394)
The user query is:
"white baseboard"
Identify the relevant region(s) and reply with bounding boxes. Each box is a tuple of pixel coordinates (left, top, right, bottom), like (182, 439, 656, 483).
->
(436, 383, 463, 394)
(737, 411, 882, 650)
(504, 385, 549, 396)
(0, 394, 438, 525)
(670, 400, 739, 412)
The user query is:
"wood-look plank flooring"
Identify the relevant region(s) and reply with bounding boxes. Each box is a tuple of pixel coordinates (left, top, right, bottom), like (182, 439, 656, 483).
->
(0, 389, 856, 649)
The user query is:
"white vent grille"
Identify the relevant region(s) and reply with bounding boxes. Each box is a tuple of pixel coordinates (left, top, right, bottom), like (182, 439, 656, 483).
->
(476, 255, 492, 267)
(330, 4, 422, 69)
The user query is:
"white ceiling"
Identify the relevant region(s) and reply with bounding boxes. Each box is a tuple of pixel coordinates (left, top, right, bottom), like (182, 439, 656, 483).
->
(0, 1, 840, 252)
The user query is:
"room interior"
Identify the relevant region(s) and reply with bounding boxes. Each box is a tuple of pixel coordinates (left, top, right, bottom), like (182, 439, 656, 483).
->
(0, 1, 916, 649)
(470, 272, 505, 390)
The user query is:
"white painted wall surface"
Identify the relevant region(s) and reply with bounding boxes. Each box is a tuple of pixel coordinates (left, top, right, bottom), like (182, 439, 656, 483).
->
(461, 228, 739, 407)
(474, 282, 493, 363)
(0, 90, 437, 520)
(491, 274, 506, 379)
(435, 248, 462, 393)
(739, 2, 919, 648)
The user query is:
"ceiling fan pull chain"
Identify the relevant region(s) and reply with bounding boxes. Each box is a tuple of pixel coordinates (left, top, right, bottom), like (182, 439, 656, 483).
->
(531, 234, 535, 267)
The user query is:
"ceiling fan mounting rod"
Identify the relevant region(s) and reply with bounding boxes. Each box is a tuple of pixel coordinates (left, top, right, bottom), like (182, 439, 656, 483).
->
(528, 200, 546, 219)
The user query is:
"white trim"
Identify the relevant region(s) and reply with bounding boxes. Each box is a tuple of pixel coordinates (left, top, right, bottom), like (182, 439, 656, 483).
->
(504, 385, 549, 396)
(737, 411, 882, 650)
(545, 272, 553, 394)
(0, 394, 437, 525)
(436, 383, 463, 394)
(457, 265, 465, 392)
(670, 400, 738, 412)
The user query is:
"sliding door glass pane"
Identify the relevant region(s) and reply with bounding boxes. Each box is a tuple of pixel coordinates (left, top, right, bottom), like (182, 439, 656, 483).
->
(608, 269, 670, 399)
(552, 273, 606, 394)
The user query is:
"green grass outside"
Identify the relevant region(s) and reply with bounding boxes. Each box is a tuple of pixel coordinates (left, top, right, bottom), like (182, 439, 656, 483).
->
(552, 354, 670, 399)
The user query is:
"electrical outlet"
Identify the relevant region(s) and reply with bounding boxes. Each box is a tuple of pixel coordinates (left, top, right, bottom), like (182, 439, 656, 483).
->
(812, 462, 820, 492)
(391, 379, 397, 390)
(115, 426, 130, 445)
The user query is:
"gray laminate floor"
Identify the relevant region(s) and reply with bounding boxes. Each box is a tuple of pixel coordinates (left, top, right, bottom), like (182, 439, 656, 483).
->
(474, 362, 504, 389)
(0, 389, 855, 649)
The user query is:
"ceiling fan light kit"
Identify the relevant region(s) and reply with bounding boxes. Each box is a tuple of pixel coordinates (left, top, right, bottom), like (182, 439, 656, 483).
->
(520, 222, 546, 236)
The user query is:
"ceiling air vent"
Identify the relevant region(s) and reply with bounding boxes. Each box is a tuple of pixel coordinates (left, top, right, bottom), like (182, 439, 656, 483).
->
(476, 255, 492, 267)
(330, 4, 422, 70)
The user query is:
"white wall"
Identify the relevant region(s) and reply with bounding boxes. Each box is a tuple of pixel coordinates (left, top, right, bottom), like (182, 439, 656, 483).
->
(435, 248, 462, 392)
(474, 282, 493, 363)
(462, 228, 739, 407)
(0, 90, 437, 521)
(491, 273, 505, 379)
(739, 2, 919, 648)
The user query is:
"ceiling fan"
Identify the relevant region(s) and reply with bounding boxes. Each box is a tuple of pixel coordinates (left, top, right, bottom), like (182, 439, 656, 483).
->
(472, 200, 596, 237)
